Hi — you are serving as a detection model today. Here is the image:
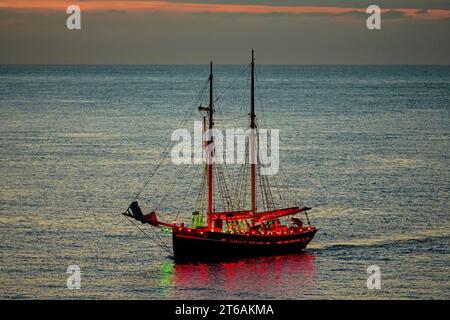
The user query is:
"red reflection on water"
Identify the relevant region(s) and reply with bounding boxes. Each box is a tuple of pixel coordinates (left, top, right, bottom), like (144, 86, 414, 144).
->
(172, 253, 315, 299)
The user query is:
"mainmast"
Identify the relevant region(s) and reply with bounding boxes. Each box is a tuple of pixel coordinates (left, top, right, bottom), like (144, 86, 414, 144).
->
(250, 50, 256, 215)
(207, 62, 214, 229)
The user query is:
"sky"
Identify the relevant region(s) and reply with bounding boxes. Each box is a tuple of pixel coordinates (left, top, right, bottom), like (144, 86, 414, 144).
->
(0, 0, 449, 64)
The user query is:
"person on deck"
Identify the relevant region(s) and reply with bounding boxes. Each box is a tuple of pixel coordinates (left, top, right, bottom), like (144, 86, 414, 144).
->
(290, 217, 303, 230)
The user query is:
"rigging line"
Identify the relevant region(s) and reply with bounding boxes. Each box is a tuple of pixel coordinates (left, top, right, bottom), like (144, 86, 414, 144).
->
(155, 81, 209, 212)
(149, 223, 172, 253)
(195, 165, 207, 210)
(157, 160, 194, 221)
(131, 78, 209, 203)
(271, 167, 287, 208)
(254, 67, 269, 129)
(123, 215, 173, 255)
(234, 146, 245, 208)
(258, 168, 269, 212)
(153, 151, 195, 212)
(214, 165, 223, 211)
(212, 149, 232, 210)
(254, 111, 294, 208)
(257, 150, 273, 212)
(279, 172, 289, 208)
(281, 168, 300, 205)
(213, 93, 224, 121)
(240, 68, 251, 115)
(254, 130, 264, 211)
(254, 70, 303, 206)
(232, 155, 246, 210)
(218, 164, 233, 211)
(256, 125, 275, 210)
(215, 165, 226, 212)
(264, 174, 275, 209)
(219, 159, 236, 211)
(239, 141, 250, 209)
(257, 165, 267, 212)
(174, 158, 202, 221)
(213, 63, 251, 105)
(256, 131, 267, 212)
(196, 167, 207, 222)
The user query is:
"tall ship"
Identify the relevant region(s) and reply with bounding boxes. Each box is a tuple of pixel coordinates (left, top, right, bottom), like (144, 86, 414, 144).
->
(123, 51, 317, 261)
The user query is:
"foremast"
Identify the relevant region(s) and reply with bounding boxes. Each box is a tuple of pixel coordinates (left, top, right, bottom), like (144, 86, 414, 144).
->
(207, 62, 214, 230)
(250, 50, 257, 216)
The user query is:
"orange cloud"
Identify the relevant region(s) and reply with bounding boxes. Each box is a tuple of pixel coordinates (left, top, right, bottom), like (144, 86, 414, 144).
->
(0, 0, 448, 19)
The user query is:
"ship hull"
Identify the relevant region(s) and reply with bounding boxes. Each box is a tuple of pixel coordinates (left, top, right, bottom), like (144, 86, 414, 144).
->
(172, 228, 317, 261)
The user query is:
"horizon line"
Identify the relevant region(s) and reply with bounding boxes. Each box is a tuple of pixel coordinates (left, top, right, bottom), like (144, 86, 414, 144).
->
(1, 63, 449, 66)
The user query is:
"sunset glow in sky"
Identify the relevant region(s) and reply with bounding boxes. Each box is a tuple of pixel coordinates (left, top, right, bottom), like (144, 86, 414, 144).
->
(1, 0, 449, 64)
(0, 0, 449, 18)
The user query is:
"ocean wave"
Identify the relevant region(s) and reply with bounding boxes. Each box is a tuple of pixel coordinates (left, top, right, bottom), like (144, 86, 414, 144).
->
(309, 227, 450, 251)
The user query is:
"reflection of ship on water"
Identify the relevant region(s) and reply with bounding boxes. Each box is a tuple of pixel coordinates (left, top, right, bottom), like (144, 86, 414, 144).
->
(169, 253, 315, 299)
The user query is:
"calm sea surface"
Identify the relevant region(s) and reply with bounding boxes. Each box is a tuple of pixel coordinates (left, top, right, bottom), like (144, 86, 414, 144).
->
(0, 65, 449, 299)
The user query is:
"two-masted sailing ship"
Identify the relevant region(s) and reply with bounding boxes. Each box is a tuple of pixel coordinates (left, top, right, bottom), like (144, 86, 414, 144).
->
(123, 51, 317, 261)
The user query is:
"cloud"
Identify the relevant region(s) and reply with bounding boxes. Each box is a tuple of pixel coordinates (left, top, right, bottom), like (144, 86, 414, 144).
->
(0, 1, 447, 20)
(338, 10, 367, 18)
(168, 1, 450, 10)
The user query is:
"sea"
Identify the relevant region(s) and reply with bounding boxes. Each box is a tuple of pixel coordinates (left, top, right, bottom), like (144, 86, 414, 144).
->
(0, 65, 449, 299)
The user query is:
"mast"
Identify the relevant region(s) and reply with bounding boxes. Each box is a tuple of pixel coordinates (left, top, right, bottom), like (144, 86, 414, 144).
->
(207, 62, 214, 229)
(250, 50, 256, 215)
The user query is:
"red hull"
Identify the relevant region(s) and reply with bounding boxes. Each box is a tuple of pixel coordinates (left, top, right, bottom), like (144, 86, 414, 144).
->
(172, 227, 317, 261)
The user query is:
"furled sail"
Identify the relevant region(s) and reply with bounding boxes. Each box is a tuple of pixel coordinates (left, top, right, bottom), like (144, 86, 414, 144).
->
(210, 206, 310, 222)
